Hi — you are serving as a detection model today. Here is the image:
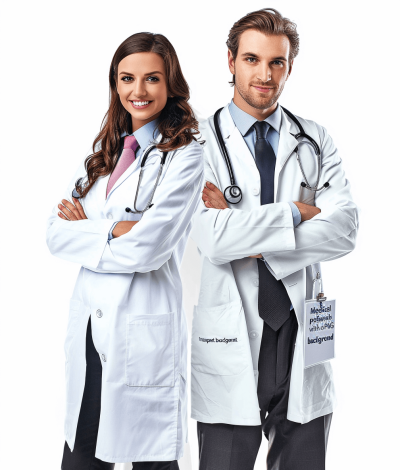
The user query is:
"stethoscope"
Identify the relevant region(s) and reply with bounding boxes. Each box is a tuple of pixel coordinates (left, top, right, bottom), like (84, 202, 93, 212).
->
(213, 106, 330, 204)
(72, 145, 169, 214)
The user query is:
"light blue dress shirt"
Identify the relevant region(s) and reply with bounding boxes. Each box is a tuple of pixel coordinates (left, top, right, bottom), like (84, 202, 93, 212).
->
(228, 100, 301, 227)
(108, 119, 160, 240)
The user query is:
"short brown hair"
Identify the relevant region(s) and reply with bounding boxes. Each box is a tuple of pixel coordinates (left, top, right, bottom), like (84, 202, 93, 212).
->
(227, 8, 300, 62)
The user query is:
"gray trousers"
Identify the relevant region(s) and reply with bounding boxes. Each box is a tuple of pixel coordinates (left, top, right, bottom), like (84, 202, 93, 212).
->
(197, 311, 332, 470)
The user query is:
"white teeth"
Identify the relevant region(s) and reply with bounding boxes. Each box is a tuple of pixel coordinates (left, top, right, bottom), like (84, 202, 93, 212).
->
(133, 101, 150, 106)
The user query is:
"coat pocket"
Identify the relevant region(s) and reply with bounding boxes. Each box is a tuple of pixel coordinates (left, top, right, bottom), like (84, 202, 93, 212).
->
(125, 312, 175, 387)
(191, 299, 248, 376)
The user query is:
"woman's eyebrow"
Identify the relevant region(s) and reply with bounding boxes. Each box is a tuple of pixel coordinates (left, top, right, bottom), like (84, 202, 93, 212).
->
(118, 71, 163, 76)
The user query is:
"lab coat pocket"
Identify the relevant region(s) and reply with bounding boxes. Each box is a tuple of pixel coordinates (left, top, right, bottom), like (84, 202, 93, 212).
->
(125, 312, 175, 387)
(191, 299, 248, 376)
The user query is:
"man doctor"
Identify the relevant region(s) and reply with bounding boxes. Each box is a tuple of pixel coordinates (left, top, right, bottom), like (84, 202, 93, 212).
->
(190, 8, 358, 470)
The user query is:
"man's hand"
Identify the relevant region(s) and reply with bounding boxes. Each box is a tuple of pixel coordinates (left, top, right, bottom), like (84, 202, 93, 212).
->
(58, 198, 87, 220)
(112, 221, 139, 238)
(202, 182, 229, 210)
(293, 201, 321, 222)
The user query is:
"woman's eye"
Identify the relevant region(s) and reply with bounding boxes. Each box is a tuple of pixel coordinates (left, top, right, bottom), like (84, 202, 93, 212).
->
(147, 76, 159, 82)
(121, 76, 133, 82)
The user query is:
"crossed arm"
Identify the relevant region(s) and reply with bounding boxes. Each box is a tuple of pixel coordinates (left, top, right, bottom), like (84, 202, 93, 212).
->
(58, 198, 136, 238)
(201, 181, 321, 258)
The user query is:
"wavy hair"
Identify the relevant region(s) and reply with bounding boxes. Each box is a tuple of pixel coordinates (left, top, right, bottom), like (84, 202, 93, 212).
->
(77, 32, 200, 197)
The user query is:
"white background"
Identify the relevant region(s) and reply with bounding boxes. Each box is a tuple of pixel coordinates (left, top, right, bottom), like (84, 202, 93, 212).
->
(1, 0, 399, 468)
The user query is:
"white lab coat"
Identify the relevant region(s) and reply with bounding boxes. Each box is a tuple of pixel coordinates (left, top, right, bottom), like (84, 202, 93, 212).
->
(190, 104, 358, 425)
(46, 135, 203, 462)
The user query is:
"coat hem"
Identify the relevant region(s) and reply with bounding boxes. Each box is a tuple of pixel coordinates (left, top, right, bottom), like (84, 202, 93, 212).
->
(94, 450, 184, 463)
(191, 411, 261, 426)
(287, 401, 336, 424)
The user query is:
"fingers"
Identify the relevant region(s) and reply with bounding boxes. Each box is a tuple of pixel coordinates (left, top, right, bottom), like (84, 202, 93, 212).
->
(202, 190, 226, 209)
(205, 181, 218, 191)
(58, 211, 69, 220)
(202, 182, 228, 210)
(58, 199, 79, 221)
(73, 197, 87, 219)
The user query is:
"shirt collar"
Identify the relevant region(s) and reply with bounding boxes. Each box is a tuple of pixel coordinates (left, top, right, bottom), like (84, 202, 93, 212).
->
(121, 118, 160, 149)
(228, 100, 281, 136)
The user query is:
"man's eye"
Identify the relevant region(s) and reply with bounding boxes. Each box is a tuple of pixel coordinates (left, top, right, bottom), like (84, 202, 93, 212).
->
(273, 60, 283, 66)
(246, 58, 257, 63)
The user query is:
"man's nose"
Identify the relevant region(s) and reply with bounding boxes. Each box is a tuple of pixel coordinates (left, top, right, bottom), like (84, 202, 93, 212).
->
(257, 63, 272, 82)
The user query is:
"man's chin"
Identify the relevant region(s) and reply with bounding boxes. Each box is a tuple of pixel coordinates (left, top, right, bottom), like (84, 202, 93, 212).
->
(247, 95, 278, 111)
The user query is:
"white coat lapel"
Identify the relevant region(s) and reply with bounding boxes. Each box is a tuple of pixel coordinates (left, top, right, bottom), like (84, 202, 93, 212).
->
(219, 105, 258, 175)
(106, 134, 162, 202)
(274, 110, 299, 200)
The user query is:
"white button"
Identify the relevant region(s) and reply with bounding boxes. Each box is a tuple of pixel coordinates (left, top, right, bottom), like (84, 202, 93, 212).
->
(107, 213, 113, 220)
(101, 354, 106, 362)
(253, 278, 259, 287)
(96, 309, 103, 318)
(252, 187, 260, 196)
(249, 330, 259, 339)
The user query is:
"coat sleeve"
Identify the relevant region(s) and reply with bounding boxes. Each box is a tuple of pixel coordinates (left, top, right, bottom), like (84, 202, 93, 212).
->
(46, 153, 116, 268)
(84, 141, 204, 274)
(263, 126, 359, 280)
(190, 159, 296, 265)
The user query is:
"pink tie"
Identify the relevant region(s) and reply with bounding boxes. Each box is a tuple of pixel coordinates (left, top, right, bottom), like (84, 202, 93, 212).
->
(106, 135, 139, 197)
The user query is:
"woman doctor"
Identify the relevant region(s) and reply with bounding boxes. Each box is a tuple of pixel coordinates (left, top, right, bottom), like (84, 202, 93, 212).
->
(46, 32, 203, 469)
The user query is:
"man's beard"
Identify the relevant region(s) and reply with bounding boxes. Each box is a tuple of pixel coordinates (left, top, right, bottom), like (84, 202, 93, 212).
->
(235, 78, 285, 111)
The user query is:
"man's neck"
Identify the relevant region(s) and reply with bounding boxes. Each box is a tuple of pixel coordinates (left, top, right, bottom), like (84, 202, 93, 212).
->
(233, 89, 278, 121)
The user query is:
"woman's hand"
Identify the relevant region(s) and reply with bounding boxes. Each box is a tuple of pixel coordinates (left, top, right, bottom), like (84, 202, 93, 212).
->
(112, 221, 139, 238)
(58, 198, 88, 221)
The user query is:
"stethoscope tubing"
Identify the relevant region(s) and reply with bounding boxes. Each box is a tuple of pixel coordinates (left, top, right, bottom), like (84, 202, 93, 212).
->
(213, 105, 328, 201)
(71, 144, 169, 214)
(127, 145, 168, 214)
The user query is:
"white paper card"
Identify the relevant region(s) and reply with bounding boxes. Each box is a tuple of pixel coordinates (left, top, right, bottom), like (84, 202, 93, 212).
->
(304, 299, 335, 368)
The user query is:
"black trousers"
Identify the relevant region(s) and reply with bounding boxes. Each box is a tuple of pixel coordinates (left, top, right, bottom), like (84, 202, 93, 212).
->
(61, 318, 179, 470)
(198, 311, 332, 470)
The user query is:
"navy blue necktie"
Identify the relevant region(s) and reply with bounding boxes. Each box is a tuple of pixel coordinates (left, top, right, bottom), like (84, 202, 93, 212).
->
(254, 121, 291, 331)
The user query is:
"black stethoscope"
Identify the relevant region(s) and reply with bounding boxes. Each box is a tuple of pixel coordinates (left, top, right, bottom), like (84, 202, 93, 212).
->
(72, 145, 169, 214)
(213, 106, 330, 204)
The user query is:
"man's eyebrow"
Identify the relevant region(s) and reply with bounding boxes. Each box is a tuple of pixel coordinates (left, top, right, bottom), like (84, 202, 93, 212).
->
(240, 52, 288, 61)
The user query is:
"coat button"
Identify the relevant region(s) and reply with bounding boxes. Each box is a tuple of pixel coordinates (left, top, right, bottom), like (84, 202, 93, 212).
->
(101, 354, 106, 362)
(253, 278, 259, 287)
(252, 187, 260, 196)
(107, 213, 113, 220)
(249, 330, 259, 339)
(96, 309, 103, 318)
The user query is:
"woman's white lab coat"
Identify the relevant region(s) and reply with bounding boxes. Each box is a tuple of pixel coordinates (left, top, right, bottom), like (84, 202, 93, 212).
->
(46, 136, 203, 462)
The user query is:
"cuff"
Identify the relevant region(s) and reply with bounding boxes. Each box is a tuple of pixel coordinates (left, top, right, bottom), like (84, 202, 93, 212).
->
(288, 202, 301, 227)
(108, 222, 118, 241)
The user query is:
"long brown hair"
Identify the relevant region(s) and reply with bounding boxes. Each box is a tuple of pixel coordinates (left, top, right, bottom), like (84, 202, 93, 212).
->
(77, 32, 200, 197)
(227, 8, 300, 85)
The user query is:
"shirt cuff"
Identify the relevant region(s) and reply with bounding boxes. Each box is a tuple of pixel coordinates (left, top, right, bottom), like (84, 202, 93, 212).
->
(108, 222, 118, 241)
(288, 202, 301, 227)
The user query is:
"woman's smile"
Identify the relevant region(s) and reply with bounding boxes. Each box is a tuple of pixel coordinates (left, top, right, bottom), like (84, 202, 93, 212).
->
(130, 100, 153, 109)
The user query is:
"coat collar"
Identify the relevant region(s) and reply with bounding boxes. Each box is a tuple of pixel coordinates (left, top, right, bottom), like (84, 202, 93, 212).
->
(105, 131, 163, 202)
(217, 103, 299, 170)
